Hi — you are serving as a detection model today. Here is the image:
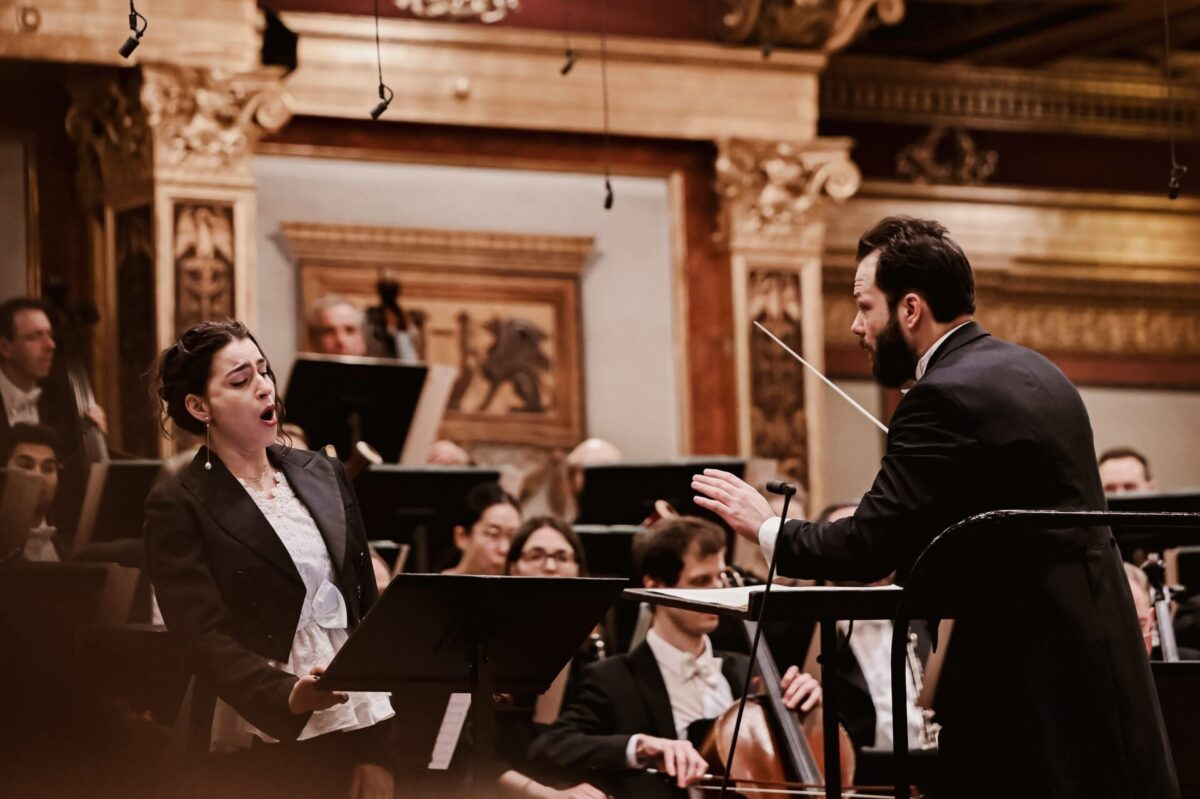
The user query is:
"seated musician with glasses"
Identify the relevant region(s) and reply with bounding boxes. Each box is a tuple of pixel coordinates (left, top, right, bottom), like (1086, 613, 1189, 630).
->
(2, 422, 64, 561)
(529, 516, 821, 799)
(495, 516, 611, 799)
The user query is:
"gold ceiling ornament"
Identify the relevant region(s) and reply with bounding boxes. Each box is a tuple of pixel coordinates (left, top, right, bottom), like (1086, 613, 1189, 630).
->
(393, 0, 519, 24)
(723, 0, 904, 53)
(896, 127, 998, 186)
(715, 138, 861, 244)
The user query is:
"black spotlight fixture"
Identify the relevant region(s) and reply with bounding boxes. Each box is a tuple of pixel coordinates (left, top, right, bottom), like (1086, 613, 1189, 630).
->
(119, 0, 148, 59)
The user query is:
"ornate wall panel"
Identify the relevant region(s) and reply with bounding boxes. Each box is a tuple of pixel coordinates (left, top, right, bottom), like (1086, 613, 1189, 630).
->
(283, 222, 591, 449)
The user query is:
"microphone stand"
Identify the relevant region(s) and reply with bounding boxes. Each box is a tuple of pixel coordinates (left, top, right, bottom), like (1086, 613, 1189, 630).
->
(1143, 556, 1181, 662)
(717, 482, 795, 799)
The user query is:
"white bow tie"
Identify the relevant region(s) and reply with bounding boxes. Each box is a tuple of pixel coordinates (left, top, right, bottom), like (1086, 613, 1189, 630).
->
(681, 653, 723, 687)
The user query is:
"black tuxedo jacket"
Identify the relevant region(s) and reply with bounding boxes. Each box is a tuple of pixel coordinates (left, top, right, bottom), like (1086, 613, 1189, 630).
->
(143, 444, 377, 742)
(529, 641, 749, 799)
(773, 323, 1177, 798)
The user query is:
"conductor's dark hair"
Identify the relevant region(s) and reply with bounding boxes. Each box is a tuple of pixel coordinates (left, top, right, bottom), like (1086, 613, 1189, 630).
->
(505, 515, 589, 575)
(0, 297, 50, 340)
(634, 515, 726, 587)
(857, 216, 976, 322)
(153, 320, 282, 437)
(456, 482, 520, 533)
(0, 422, 60, 465)
(1099, 446, 1152, 480)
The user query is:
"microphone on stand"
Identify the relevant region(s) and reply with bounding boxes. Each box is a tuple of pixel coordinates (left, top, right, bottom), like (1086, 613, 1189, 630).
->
(766, 480, 796, 497)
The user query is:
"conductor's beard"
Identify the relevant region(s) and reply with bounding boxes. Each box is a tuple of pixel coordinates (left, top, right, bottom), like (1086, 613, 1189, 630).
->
(869, 311, 919, 389)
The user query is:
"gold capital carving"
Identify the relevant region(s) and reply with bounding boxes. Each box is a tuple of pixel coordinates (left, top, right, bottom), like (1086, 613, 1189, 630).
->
(723, 0, 905, 53)
(140, 64, 292, 185)
(67, 65, 293, 199)
(716, 138, 861, 249)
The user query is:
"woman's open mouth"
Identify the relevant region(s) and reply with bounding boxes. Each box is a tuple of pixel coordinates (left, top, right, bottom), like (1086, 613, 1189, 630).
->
(259, 405, 277, 426)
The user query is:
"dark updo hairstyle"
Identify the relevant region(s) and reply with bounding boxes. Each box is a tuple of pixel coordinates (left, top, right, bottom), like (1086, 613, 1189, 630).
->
(153, 320, 282, 437)
(454, 482, 520, 533)
(505, 515, 589, 575)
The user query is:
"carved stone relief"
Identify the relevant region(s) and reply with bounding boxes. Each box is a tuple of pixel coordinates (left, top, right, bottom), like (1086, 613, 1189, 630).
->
(896, 127, 998, 186)
(114, 206, 158, 456)
(723, 0, 905, 53)
(715, 138, 861, 247)
(749, 270, 808, 488)
(174, 202, 235, 333)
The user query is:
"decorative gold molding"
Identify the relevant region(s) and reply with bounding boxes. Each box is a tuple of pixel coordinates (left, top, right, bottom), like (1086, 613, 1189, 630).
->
(395, 0, 518, 23)
(822, 180, 1200, 358)
(0, 0, 259, 71)
(280, 12, 823, 142)
(281, 222, 592, 279)
(723, 0, 905, 54)
(715, 137, 861, 251)
(896, 127, 997, 186)
(822, 55, 1200, 140)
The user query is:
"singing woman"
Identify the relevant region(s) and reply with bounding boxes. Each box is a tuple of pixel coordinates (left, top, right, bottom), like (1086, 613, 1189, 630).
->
(144, 320, 394, 798)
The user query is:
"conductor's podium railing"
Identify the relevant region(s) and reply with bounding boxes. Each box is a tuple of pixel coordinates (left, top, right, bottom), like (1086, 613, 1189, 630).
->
(889, 509, 1200, 799)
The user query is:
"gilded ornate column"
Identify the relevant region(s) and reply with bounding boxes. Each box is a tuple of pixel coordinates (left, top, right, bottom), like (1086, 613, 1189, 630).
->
(715, 138, 860, 509)
(66, 65, 291, 455)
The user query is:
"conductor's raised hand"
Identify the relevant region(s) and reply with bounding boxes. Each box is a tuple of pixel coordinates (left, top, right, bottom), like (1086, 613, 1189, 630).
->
(691, 469, 775, 543)
(288, 665, 348, 715)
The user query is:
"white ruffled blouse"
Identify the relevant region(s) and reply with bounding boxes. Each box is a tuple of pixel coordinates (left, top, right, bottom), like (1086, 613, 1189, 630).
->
(210, 471, 394, 751)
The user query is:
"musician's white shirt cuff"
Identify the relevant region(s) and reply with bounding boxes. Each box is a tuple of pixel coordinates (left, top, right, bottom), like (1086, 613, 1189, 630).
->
(625, 734, 642, 767)
(759, 517, 782, 565)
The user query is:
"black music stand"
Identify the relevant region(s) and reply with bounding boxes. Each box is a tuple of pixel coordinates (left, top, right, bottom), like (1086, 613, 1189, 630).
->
(354, 465, 501, 572)
(73, 459, 163, 557)
(1106, 491, 1200, 554)
(285, 355, 427, 462)
(575, 457, 746, 530)
(320, 573, 626, 784)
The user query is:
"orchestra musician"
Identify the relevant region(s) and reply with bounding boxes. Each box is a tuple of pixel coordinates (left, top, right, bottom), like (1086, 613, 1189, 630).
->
(143, 320, 395, 799)
(528, 516, 821, 799)
(693, 216, 1178, 798)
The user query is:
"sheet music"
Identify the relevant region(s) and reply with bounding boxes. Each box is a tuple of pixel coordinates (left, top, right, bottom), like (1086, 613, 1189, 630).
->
(641, 584, 901, 612)
(427, 692, 471, 770)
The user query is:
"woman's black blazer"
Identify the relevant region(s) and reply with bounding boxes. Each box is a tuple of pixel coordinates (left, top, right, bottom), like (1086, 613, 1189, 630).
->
(144, 444, 378, 742)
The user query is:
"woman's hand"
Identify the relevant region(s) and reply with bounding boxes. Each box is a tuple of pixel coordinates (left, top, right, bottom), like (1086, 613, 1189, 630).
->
(287, 665, 348, 715)
(349, 762, 393, 799)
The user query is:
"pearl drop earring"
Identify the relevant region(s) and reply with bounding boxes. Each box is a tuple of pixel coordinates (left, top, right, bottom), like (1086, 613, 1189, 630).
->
(204, 420, 212, 471)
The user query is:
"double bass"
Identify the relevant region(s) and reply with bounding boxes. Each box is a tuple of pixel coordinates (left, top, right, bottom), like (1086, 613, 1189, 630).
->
(45, 284, 108, 465)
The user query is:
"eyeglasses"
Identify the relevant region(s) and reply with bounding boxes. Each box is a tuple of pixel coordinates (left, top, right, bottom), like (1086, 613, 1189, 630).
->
(519, 548, 576, 566)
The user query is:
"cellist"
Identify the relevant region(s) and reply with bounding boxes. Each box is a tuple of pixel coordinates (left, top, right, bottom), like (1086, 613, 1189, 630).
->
(527, 516, 821, 799)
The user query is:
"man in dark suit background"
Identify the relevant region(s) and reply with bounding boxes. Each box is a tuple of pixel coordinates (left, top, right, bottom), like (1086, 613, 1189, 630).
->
(529, 517, 821, 799)
(694, 216, 1178, 798)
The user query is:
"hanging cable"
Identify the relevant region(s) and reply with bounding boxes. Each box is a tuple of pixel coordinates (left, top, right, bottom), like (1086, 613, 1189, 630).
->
(370, 0, 395, 120)
(118, 0, 148, 59)
(560, 0, 577, 75)
(1163, 0, 1188, 199)
(599, 0, 614, 210)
